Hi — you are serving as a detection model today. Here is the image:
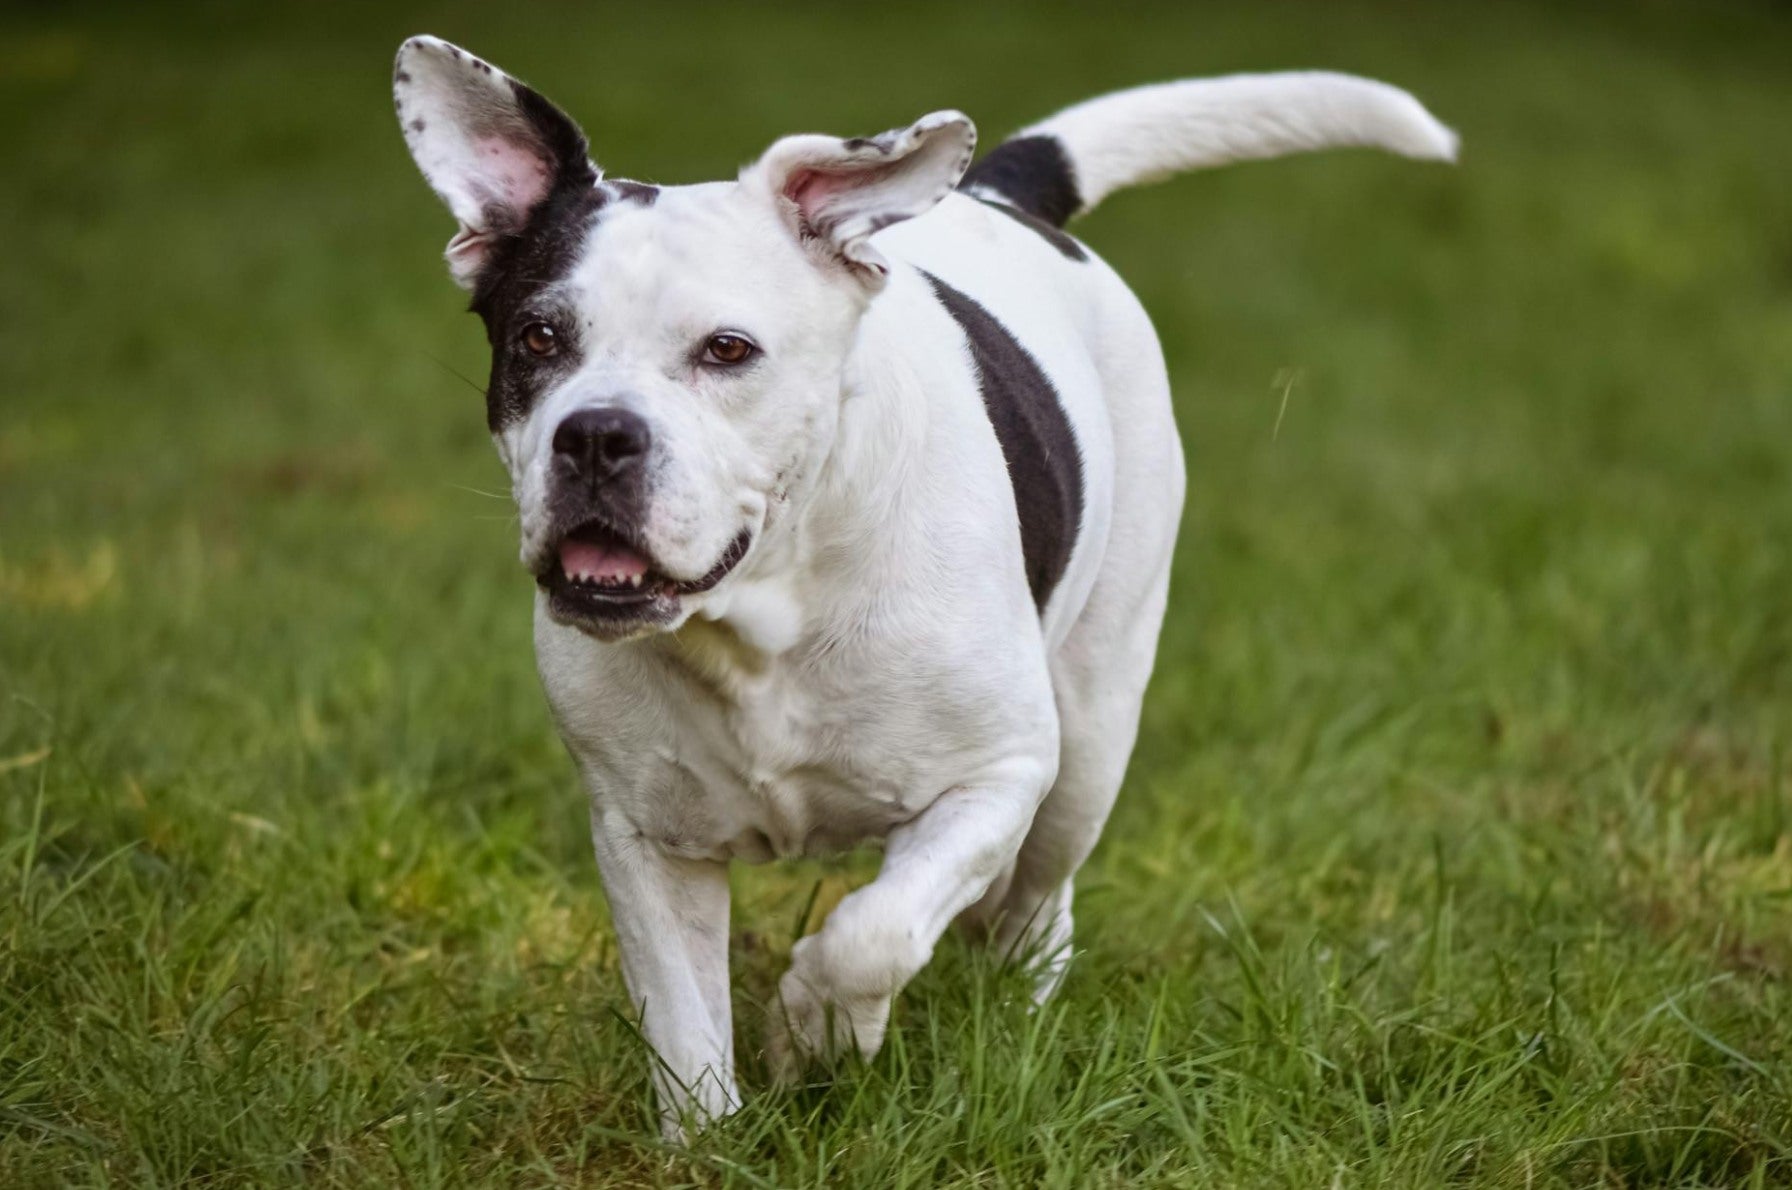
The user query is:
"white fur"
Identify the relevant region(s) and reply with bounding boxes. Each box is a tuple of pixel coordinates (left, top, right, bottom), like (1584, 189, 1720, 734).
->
(979, 71, 1458, 217)
(394, 37, 1454, 1139)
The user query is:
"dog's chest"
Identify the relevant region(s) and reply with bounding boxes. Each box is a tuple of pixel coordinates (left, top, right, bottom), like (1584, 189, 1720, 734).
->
(670, 673, 926, 860)
(674, 652, 1019, 861)
(552, 632, 1016, 864)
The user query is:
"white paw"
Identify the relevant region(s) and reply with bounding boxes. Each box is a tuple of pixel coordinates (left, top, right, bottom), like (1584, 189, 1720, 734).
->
(764, 935, 894, 1082)
(654, 1066, 740, 1142)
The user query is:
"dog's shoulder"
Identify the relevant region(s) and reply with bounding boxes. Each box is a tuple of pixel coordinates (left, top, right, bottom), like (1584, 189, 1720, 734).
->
(866, 195, 1134, 617)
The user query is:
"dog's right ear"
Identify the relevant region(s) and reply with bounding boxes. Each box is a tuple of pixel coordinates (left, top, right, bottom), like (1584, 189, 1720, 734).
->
(743, 111, 976, 286)
(393, 36, 596, 289)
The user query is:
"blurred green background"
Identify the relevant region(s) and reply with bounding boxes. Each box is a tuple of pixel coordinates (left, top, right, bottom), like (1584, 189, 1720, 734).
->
(3, 1, 1790, 1185)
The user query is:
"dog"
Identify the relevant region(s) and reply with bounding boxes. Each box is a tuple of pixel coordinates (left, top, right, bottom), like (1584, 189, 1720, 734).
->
(391, 35, 1454, 1136)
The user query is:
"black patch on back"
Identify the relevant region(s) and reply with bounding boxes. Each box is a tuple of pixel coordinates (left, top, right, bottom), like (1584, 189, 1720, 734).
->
(959, 135, 1081, 228)
(923, 272, 1083, 611)
(978, 198, 1087, 262)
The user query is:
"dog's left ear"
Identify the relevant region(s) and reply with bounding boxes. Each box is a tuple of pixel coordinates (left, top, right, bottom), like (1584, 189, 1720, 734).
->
(393, 35, 597, 289)
(744, 111, 977, 284)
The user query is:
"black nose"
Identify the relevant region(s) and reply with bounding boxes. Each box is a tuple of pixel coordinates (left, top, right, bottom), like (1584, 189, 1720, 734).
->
(552, 408, 651, 483)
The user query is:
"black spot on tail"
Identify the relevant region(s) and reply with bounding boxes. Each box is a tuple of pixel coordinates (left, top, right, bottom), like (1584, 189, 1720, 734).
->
(924, 272, 1084, 612)
(959, 135, 1081, 228)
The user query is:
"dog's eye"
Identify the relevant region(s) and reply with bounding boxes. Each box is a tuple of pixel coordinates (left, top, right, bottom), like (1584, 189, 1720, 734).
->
(521, 322, 559, 358)
(704, 333, 756, 366)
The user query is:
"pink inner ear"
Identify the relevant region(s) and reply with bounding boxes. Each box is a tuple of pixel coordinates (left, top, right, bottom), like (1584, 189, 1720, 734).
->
(785, 168, 848, 215)
(785, 161, 898, 221)
(473, 134, 554, 211)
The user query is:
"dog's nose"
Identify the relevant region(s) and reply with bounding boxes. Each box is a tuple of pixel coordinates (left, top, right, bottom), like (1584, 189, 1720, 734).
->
(552, 408, 651, 483)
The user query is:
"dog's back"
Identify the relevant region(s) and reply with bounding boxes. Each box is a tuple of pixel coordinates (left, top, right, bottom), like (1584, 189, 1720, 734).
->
(869, 72, 1457, 650)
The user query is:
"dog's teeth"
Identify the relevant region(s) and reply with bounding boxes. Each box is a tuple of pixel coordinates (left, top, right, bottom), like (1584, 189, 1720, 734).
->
(628, 573, 642, 588)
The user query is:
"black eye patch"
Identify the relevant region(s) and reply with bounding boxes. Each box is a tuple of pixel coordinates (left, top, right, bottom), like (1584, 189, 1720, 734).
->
(465, 177, 667, 430)
(469, 188, 611, 430)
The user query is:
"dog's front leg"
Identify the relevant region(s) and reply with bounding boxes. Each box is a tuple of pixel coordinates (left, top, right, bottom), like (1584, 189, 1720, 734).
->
(590, 808, 738, 1140)
(766, 757, 1052, 1076)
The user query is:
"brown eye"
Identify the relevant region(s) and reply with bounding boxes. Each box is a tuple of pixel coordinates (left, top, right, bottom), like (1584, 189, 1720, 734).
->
(705, 333, 755, 365)
(521, 322, 558, 357)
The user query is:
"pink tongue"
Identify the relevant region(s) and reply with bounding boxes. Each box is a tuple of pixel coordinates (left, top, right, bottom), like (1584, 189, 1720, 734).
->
(560, 537, 650, 583)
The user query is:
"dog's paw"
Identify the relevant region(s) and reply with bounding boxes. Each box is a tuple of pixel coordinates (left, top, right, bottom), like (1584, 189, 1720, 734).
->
(764, 935, 893, 1082)
(656, 1072, 742, 1143)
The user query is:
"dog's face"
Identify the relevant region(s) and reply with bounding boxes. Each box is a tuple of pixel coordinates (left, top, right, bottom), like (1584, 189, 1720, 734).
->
(393, 37, 974, 640)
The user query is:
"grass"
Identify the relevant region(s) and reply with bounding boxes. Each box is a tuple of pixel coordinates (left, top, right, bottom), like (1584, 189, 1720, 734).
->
(3, 0, 1790, 1184)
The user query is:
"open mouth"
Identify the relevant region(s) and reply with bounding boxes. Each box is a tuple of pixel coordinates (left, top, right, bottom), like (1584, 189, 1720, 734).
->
(538, 519, 751, 630)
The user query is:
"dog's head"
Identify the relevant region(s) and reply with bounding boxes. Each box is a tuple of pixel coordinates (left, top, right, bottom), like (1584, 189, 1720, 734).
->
(393, 36, 975, 641)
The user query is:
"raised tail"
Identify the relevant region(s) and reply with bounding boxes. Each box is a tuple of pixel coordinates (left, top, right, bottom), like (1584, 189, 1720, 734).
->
(960, 71, 1458, 228)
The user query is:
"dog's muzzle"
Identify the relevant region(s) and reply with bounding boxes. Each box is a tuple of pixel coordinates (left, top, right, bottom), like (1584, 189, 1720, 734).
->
(534, 408, 751, 638)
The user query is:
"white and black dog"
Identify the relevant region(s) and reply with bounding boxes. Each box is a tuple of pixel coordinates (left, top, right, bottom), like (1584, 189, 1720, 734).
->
(392, 36, 1454, 1136)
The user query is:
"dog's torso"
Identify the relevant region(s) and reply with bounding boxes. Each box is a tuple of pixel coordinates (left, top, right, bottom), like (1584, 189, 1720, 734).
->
(536, 192, 1164, 862)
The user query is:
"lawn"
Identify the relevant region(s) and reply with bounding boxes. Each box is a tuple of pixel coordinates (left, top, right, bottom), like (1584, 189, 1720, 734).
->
(3, 1, 1790, 1185)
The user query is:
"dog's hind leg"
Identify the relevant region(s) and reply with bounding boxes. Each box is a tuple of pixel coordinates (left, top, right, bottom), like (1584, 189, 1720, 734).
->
(964, 548, 1175, 1000)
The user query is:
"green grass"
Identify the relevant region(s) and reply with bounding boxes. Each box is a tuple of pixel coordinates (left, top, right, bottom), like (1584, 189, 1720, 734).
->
(3, 0, 1791, 1184)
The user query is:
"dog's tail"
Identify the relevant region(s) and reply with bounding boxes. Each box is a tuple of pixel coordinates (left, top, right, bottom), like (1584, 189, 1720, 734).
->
(959, 72, 1457, 227)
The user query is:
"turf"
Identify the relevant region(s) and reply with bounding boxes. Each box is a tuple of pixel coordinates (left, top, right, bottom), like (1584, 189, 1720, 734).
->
(3, 1, 1790, 1185)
